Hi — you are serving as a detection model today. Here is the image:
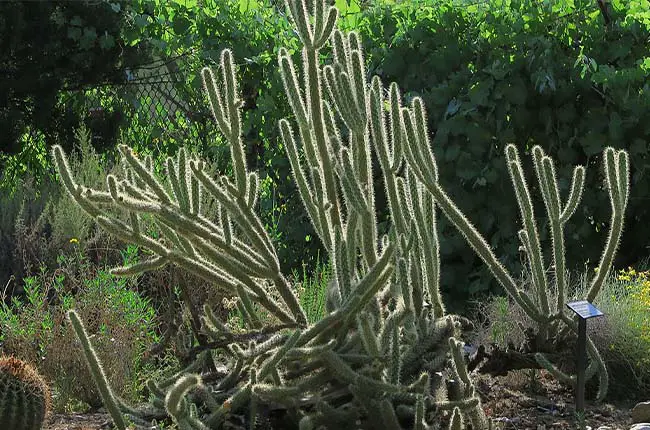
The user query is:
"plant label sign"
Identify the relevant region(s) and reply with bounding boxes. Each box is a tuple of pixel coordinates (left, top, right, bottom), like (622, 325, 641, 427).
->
(566, 300, 604, 320)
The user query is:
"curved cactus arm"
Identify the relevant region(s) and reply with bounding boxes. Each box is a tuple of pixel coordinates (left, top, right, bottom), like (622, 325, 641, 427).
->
(279, 118, 327, 242)
(535, 338, 608, 402)
(398, 100, 540, 322)
(448, 407, 463, 430)
(559, 165, 586, 224)
(368, 77, 408, 235)
(202, 50, 248, 197)
(110, 255, 167, 276)
(339, 238, 395, 318)
(325, 32, 374, 235)
(322, 350, 409, 396)
(587, 147, 630, 302)
(282, 0, 343, 236)
(532, 145, 587, 313)
(534, 352, 576, 386)
(401, 103, 438, 183)
(407, 168, 444, 318)
(357, 313, 381, 357)
(165, 374, 209, 430)
(332, 225, 353, 302)
(336, 145, 377, 266)
(66, 310, 128, 430)
(188, 160, 277, 266)
(252, 383, 303, 408)
(448, 338, 490, 429)
(505, 144, 550, 317)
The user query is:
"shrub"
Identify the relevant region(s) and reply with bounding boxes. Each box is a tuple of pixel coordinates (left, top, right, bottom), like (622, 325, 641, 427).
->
(0, 247, 161, 412)
(581, 264, 650, 398)
(475, 261, 650, 399)
(0, 126, 121, 293)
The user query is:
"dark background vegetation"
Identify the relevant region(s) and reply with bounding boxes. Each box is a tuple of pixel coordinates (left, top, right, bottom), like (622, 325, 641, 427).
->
(1, 0, 648, 312)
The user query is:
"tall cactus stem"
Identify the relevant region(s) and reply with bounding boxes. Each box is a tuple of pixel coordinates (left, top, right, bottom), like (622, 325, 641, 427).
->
(66, 310, 127, 430)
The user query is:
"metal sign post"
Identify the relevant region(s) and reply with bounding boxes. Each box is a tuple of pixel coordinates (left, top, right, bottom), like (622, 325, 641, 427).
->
(566, 300, 604, 413)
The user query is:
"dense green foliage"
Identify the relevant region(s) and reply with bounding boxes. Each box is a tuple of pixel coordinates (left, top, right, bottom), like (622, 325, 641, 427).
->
(2, 0, 648, 305)
(354, 0, 650, 299)
(0, 0, 147, 160)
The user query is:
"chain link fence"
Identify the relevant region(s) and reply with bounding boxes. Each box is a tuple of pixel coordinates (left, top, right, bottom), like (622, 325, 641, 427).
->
(77, 51, 223, 158)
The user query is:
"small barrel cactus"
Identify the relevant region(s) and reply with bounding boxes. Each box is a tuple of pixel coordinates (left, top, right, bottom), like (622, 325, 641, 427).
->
(0, 356, 51, 430)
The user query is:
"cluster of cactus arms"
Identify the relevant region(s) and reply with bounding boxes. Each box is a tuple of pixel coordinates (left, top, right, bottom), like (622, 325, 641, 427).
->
(50, 0, 630, 428)
(0, 356, 51, 430)
(52, 1, 490, 429)
(403, 102, 629, 399)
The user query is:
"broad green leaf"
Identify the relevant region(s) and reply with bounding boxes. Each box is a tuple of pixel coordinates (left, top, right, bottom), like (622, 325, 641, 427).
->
(173, 16, 191, 35)
(630, 138, 647, 155)
(78, 27, 97, 50)
(135, 14, 150, 28)
(445, 144, 461, 161)
(67, 27, 82, 41)
(99, 32, 115, 50)
(580, 132, 606, 156)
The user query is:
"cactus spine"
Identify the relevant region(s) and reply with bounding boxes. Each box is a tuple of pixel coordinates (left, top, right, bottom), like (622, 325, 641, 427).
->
(0, 356, 51, 430)
(53, 0, 494, 428)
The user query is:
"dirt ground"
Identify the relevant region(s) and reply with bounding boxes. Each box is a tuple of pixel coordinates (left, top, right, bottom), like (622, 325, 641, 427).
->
(476, 370, 635, 429)
(42, 370, 637, 430)
(44, 412, 112, 430)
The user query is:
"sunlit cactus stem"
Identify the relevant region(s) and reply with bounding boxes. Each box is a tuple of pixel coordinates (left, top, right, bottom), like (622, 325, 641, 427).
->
(67, 310, 127, 430)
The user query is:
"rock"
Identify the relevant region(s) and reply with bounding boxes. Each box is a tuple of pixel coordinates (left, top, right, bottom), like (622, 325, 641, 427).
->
(632, 402, 650, 423)
(630, 424, 650, 430)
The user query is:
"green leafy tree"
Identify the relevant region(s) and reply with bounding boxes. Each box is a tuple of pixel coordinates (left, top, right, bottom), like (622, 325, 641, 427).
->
(355, 0, 650, 299)
(0, 0, 148, 157)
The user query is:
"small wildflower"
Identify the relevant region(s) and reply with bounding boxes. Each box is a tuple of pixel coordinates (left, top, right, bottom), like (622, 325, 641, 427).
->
(69, 238, 79, 244)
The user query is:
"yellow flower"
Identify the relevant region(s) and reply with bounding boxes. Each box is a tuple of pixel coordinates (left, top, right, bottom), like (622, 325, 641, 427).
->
(69, 238, 78, 244)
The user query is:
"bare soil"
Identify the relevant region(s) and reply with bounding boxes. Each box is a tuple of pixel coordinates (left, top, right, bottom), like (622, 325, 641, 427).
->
(477, 370, 635, 429)
(44, 412, 112, 430)
(42, 370, 637, 430)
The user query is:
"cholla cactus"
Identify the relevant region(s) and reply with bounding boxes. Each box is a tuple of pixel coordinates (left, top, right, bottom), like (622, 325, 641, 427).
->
(402, 95, 629, 399)
(52, 0, 491, 428)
